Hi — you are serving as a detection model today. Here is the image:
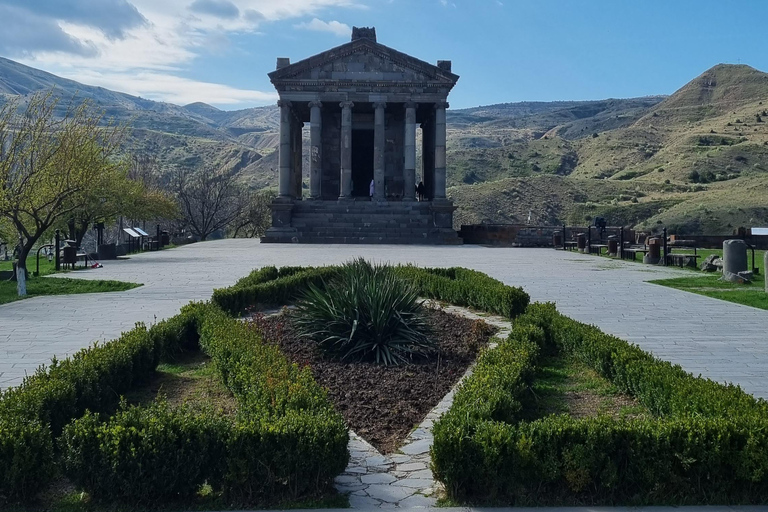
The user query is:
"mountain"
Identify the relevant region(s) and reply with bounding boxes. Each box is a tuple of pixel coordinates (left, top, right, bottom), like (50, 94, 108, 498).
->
(1, 57, 766, 234)
(451, 64, 768, 234)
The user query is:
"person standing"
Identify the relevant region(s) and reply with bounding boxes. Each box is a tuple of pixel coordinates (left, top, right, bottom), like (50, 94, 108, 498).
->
(416, 181, 425, 201)
(369, 178, 375, 198)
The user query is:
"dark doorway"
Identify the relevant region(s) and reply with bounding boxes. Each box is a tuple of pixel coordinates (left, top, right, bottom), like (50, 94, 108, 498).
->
(351, 129, 374, 197)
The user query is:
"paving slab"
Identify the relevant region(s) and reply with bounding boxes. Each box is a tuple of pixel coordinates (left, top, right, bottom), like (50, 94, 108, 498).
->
(2, 240, 766, 397)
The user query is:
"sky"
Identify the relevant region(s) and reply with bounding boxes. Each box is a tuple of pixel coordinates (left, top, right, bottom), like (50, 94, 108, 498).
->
(2, 0, 768, 110)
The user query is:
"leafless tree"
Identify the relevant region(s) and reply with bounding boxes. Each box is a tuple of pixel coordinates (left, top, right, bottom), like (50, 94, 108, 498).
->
(172, 166, 248, 241)
(231, 189, 275, 238)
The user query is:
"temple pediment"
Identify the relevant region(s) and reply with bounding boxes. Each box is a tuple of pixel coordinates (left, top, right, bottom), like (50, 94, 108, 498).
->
(269, 38, 459, 87)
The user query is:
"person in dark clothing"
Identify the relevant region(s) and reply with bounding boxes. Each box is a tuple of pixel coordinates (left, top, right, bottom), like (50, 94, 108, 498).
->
(416, 181, 425, 201)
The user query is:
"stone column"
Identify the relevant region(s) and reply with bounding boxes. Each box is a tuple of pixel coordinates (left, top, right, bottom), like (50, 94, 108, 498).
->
(309, 101, 322, 200)
(433, 101, 448, 200)
(339, 101, 354, 199)
(278, 99, 292, 198)
(373, 102, 387, 201)
(403, 102, 417, 201)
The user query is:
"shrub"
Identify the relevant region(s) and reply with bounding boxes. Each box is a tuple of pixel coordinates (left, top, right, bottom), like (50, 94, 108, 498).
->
(294, 259, 433, 365)
(394, 266, 529, 319)
(0, 417, 54, 503)
(212, 267, 341, 315)
(432, 302, 768, 505)
(61, 401, 228, 504)
(198, 304, 349, 499)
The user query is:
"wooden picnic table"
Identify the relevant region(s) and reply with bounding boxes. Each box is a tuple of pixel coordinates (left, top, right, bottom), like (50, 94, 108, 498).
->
(622, 247, 649, 261)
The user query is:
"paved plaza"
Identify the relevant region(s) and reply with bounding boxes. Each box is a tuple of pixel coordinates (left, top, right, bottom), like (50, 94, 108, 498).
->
(2, 240, 768, 398)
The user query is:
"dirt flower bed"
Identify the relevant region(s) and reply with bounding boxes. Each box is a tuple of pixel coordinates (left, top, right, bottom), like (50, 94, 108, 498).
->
(249, 307, 495, 454)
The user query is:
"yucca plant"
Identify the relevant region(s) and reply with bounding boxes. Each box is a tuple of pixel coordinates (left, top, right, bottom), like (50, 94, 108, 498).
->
(293, 259, 434, 365)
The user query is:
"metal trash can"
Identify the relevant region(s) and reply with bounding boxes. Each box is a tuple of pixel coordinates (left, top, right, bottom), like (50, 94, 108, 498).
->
(644, 238, 661, 264)
(576, 233, 587, 252)
(553, 231, 563, 249)
(607, 235, 619, 256)
(61, 246, 77, 267)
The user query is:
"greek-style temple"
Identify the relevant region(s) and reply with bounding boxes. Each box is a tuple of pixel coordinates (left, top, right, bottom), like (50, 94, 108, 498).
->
(262, 27, 461, 244)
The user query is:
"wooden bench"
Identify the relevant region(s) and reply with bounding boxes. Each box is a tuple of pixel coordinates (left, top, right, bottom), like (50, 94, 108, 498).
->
(564, 241, 579, 251)
(590, 244, 609, 255)
(622, 247, 649, 261)
(666, 253, 700, 268)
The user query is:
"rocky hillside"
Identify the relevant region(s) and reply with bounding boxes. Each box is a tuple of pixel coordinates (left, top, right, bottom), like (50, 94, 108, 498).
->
(1, 57, 766, 234)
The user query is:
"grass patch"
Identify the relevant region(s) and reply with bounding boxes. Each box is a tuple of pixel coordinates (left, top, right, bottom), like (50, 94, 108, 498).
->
(0, 277, 141, 305)
(123, 351, 237, 416)
(522, 353, 649, 422)
(650, 273, 768, 310)
(0, 258, 58, 276)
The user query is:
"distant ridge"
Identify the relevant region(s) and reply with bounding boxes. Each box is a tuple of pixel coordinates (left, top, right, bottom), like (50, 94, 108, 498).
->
(654, 64, 768, 114)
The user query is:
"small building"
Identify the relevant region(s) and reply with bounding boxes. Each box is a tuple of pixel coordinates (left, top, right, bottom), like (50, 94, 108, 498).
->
(262, 27, 461, 244)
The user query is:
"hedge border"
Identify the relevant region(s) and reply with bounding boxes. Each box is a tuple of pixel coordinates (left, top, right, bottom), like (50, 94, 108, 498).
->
(432, 303, 768, 505)
(0, 263, 530, 504)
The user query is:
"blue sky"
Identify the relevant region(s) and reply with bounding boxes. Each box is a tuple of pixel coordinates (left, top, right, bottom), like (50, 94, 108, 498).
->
(2, 0, 767, 110)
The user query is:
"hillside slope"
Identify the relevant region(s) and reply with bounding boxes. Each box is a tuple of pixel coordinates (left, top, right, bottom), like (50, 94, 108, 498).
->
(1, 57, 766, 234)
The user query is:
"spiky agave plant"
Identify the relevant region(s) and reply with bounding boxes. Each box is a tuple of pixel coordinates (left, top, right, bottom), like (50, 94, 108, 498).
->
(293, 259, 434, 365)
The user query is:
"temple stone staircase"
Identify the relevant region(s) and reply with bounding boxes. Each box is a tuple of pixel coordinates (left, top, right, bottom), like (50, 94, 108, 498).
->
(262, 200, 462, 244)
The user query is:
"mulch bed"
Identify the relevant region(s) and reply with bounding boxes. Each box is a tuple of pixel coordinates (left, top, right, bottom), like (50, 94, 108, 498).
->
(248, 308, 495, 454)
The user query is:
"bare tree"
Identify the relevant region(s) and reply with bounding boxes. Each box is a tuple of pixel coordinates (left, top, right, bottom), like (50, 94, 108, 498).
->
(232, 189, 275, 238)
(172, 166, 248, 241)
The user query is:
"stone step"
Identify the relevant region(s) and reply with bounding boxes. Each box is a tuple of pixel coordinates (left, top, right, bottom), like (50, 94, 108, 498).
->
(292, 222, 433, 229)
(302, 230, 435, 238)
(290, 236, 463, 245)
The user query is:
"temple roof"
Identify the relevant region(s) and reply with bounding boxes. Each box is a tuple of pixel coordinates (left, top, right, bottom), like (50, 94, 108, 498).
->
(269, 30, 459, 88)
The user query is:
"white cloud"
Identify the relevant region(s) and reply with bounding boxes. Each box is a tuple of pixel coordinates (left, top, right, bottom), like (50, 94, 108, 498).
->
(294, 18, 351, 37)
(56, 68, 278, 105)
(8, 0, 363, 107)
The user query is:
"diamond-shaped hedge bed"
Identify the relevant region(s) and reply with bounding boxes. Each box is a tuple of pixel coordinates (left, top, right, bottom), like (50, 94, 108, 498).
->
(3, 263, 768, 508)
(0, 264, 527, 507)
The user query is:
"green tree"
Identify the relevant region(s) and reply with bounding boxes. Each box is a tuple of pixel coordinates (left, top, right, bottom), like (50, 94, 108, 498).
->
(0, 92, 124, 294)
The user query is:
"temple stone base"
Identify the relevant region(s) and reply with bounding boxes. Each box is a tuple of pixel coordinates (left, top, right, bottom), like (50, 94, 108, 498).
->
(261, 200, 461, 245)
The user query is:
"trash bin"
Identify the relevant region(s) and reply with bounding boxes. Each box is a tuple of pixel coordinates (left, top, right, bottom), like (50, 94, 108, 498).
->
(644, 238, 661, 264)
(607, 235, 619, 256)
(62, 246, 77, 267)
(552, 231, 563, 249)
(576, 233, 587, 252)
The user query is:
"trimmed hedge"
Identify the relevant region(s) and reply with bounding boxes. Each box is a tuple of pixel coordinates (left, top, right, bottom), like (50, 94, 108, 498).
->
(432, 303, 768, 505)
(58, 303, 348, 504)
(214, 264, 530, 320)
(212, 267, 341, 315)
(0, 304, 204, 501)
(1, 262, 526, 504)
(61, 401, 228, 503)
(394, 266, 529, 319)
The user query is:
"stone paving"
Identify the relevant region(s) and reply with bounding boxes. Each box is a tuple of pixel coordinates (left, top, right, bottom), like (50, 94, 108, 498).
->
(3, 240, 768, 510)
(2, 240, 768, 398)
(333, 306, 512, 508)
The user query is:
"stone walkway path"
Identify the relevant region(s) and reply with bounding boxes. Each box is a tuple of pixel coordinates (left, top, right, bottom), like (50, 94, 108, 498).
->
(2, 240, 767, 399)
(333, 306, 512, 509)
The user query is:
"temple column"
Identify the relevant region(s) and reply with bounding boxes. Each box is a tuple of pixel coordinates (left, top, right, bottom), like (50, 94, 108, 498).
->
(339, 101, 354, 199)
(309, 101, 322, 200)
(434, 101, 448, 200)
(403, 102, 417, 201)
(373, 102, 386, 201)
(278, 99, 292, 198)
